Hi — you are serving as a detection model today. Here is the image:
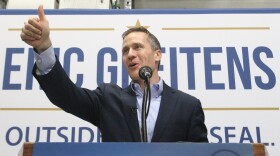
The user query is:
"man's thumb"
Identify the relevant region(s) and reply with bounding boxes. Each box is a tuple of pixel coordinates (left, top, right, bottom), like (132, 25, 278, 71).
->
(38, 5, 46, 21)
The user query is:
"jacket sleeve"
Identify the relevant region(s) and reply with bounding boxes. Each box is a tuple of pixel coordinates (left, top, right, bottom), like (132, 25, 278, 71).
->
(32, 58, 103, 127)
(187, 99, 209, 142)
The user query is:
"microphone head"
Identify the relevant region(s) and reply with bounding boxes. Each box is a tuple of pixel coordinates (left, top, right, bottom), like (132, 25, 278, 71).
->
(139, 66, 153, 80)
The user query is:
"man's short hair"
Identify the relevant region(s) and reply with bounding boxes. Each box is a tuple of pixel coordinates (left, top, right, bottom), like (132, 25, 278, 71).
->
(122, 26, 161, 52)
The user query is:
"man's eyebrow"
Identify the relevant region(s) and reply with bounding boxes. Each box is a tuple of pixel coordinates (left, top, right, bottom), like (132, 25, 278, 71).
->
(133, 42, 143, 46)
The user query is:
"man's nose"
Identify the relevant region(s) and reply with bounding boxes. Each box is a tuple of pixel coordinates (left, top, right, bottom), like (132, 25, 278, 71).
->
(127, 49, 136, 58)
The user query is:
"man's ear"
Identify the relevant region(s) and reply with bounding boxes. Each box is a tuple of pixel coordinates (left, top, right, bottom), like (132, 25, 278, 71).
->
(154, 49, 162, 62)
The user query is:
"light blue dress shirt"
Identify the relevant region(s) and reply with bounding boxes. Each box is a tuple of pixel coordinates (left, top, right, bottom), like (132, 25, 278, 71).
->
(33, 46, 163, 142)
(33, 46, 56, 75)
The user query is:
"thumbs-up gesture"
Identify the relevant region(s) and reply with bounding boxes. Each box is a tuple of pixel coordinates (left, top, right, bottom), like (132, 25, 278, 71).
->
(20, 5, 52, 54)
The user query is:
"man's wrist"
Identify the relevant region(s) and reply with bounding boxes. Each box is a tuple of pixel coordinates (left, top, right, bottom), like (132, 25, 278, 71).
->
(34, 38, 52, 54)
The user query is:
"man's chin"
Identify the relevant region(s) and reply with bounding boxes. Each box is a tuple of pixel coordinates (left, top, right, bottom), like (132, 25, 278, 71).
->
(130, 75, 141, 83)
(128, 71, 138, 78)
(130, 77, 139, 82)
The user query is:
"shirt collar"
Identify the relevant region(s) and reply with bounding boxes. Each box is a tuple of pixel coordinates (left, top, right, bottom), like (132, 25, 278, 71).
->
(131, 78, 163, 98)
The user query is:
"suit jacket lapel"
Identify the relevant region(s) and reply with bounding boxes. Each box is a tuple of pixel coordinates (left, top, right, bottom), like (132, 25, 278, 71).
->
(121, 86, 141, 141)
(151, 83, 178, 142)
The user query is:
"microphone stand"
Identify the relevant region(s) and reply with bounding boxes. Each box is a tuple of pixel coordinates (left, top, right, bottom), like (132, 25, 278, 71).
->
(141, 76, 151, 142)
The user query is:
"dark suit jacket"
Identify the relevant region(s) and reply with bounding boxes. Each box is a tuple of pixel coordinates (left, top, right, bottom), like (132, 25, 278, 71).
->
(33, 59, 208, 142)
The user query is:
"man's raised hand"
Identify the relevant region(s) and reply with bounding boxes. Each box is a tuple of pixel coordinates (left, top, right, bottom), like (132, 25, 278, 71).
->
(20, 5, 52, 53)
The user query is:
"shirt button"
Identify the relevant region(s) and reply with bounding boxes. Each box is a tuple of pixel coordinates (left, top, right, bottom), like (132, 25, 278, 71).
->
(37, 59, 42, 63)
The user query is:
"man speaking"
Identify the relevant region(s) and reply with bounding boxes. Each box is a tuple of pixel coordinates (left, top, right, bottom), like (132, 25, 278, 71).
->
(20, 5, 208, 142)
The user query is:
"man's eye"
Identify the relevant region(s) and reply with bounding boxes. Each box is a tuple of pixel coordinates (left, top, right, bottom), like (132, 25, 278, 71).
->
(135, 44, 141, 50)
(122, 49, 128, 54)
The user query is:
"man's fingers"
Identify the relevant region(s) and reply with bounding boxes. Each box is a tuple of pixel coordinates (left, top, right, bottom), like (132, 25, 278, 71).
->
(38, 5, 45, 21)
(22, 23, 42, 40)
(27, 18, 42, 32)
(20, 32, 38, 41)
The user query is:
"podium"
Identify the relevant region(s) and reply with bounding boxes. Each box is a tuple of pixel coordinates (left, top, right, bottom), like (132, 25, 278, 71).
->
(19, 142, 266, 156)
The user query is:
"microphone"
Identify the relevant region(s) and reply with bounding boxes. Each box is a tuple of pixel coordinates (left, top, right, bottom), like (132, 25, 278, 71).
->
(139, 66, 153, 80)
(138, 66, 153, 142)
